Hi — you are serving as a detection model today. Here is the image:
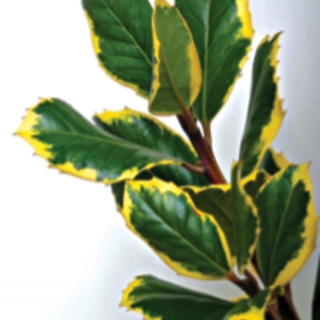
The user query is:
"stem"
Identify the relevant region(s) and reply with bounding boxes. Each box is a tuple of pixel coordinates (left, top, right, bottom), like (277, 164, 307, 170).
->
(244, 268, 260, 292)
(284, 283, 292, 299)
(177, 112, 226, 184)
(229, 272, 289, 320)
(278, 292, 301, 320)
(202, 122, 212, 147)
(182, 163, 205, 175)
(228, 272, 259, 298)
(175, 105, 301, 320)
(266, 302, 283, 320)
(251, 252, 263, 280)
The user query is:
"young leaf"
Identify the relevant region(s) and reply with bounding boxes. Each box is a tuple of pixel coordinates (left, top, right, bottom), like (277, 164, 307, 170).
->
(240, 34, 285, 177)
(176, 0, 253, 123)
(313, 257, 320, 320)
(82, 0, 153, 97)
(259, 147, 291, 175)
(123, 178, 232, 279)
(185, 170, 268, 260)
(231, 162, 260, 274)
(149, 0, 202, 115)
(185, 184, 235, 258)
(94, 108, 208, 187)
(223, 289, 270, 320)
(16, 99, 200, 184)
(121, 274, 235, 320)
(256, 164, 318, 287)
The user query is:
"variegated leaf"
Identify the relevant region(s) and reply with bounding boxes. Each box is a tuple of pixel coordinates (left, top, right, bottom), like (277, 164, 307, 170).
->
(231, 162, 260, 274)
(176, 0, 253, 123)
(121, 274, 235, 320)
(240, 34, 285, 177)
(94, 107, 208, 187)
(259, 147, 291, 175)
(82, 0, 153, 97)
(185, 169, 268, 260)
(123, 178, 232, 279)
(149, 0, 202, 115)
(256, 164, 318, 287)
(223, 289, 270, 320)
(16, 99, 202, 184)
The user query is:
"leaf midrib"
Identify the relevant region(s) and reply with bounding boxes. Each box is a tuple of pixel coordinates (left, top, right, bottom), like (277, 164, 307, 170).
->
(133, 189, 230, 275)
(34, 129, 180, 162)
(99, 1, 152, 67)
(267, 176, 300, 284)
(201, 1, 232, 121)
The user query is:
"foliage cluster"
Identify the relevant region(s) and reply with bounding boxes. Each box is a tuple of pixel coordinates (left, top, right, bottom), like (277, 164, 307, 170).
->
(16, 0, 319, 319)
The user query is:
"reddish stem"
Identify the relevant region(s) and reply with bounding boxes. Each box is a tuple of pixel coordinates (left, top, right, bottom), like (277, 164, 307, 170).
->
(177, 113, 226, 184)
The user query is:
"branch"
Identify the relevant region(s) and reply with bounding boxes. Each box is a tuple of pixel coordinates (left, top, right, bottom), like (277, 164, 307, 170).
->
(228, 272, 259, 298)
(182, 162, 205, 175)
(277, 292, 301, 320)
(177, 111, 226, 184)
(202, 122, 212, 146)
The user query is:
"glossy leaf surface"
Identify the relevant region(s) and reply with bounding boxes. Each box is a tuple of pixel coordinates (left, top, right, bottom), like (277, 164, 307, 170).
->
(185, 170, 268, 259)
(149, 0, 202, 115)
(231, 163, 259, 274)
(82, 0, 153, 97)
(313, 257, 320, 320)
(240, 34, 285, 177)
(111, 171, 153, 212)
(121, 274, 235, 320)
(123, 178, 232, 279)
(176, 0, 253, 122)
(223, 289, 270, 320)
(94, 108, 208, 187)
(16, 99, 197, 184)
(256, 164, 318, 287)
(185, 184, 234, 257)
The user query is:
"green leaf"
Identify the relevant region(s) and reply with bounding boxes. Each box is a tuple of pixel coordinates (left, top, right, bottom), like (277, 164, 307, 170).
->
(223, 289, 270, 320)
(243, 170, 270, 199)
(256, 164, 319, 287)
(240, 34, 285, 177)
(111, 171, 153, 212)
(231, 162, 259, 274)
(82, 0, 153, 97)
(176, 0, 253, 123)
(16, 98, 201, 184)
(259, 147, 291, 175)
(149, 0, 202, 115)
(185, 170, 268, 260)
(94, 107, 209, 187)
(123, 178, 232, 279)
(121, 274, 235, 320)
(185, 184, 235, 258)
(313, 257, 320, 320)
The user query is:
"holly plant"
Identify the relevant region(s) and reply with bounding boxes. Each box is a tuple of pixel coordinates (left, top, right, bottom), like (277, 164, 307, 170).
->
(16, 0, 319, 319)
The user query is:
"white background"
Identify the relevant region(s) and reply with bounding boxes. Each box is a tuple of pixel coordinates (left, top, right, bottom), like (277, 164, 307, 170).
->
(0, 0, 319, 319)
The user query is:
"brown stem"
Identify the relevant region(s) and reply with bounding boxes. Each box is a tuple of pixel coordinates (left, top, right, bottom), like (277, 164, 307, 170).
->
(251, 252, 263, 280)
(228, 272, 259, 298)
(229, 272, 284, 320)
(182, 163, 205, 175)
(266, 301, 283, 320)
(244, 268, 261, 292)
(177, 112, 226, 184)
(284, 283, 292, 299)
(202, 122, 212, 147)
(278, 292, 301, 320)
